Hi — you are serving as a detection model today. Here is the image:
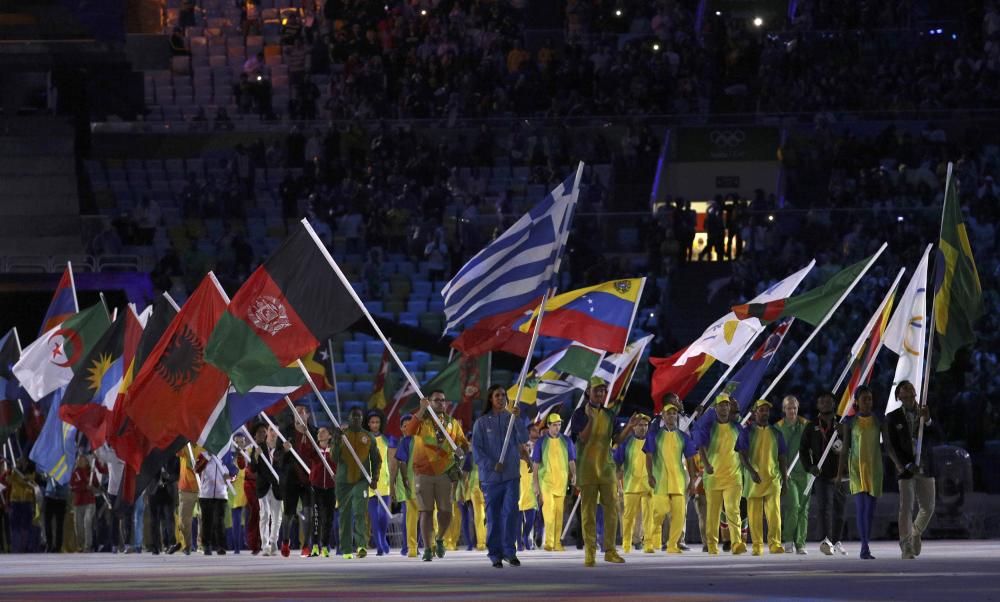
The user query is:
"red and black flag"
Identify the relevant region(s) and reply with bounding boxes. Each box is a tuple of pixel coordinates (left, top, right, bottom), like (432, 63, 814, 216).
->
(205, 219, 363, 394)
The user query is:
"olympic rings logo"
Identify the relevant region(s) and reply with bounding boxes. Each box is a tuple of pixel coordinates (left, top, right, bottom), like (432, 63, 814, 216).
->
(709, 130, 746, 148)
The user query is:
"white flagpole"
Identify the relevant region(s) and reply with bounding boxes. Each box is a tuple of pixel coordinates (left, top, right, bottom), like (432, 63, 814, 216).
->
(67, 261, 79, 313)
(258, 411, 310, 472)
(326, 339, 342, 423)
(12, 326, 22, 354)
(163, 292, 181, 312)
(186, 443, 203, 491)
(496, 288, 550, 472)
(496, 166, 585, 471)
(300, 219, 457, 451)
(561, 494, 581, 541)
(238, 425, 279, 484)
(689, 330, 763, 421)
(294, 363, 392, 515)
(486, 351, 492, 390)
(281, 395, 336, 480)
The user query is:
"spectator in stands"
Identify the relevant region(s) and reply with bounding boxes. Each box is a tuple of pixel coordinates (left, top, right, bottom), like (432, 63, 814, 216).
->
(169, 27, 189, 56)
(362, 247, 385, 301)
(424, 228, 449, 283)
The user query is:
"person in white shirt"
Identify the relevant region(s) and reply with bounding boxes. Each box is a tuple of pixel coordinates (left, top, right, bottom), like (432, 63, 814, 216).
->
(196, 450, 231, 555)
(253, 424, 283, 556)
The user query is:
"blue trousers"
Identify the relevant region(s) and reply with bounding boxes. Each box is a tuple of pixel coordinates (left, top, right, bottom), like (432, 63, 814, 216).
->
(230, 507, 244, 553)
(855, 493, 877, 553)
(461, 502, 475, 550)
(521, 508, 537, 549)
(368, 496, 390, 554)
(482, 479, 519, 562)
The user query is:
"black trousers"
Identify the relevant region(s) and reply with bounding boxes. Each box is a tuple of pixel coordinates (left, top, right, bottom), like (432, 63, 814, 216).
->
(43, 497, 67, 552)
(199, 498, 227, 551)
(814, 477, 847, 542)
(149, 493, 176, 551)
(312, 487, 336, 548)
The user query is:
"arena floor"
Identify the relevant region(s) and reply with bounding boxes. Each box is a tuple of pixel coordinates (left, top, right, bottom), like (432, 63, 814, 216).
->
(2, 541, 998, 601)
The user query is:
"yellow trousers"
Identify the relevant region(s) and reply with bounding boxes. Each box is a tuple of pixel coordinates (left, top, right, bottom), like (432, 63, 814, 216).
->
(705, 485, 742, 553)
(444, 501, 462, 550)
(748, 493, 782, 551)
(541, 491, 566, 550)
(470, 488, 487, 550)
(404, 500, 419, 556)
(649, 494, 687, 552)
(580, 482, 618, 554)
(621, 492, 652, 552)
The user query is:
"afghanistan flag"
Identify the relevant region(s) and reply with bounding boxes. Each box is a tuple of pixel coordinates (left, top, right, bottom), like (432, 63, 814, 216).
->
(0, 329, 23, 442)
(120, 274, 231, 451)
(933, 168, 983, 372)
(13, 303, 111, 402)
(731, 254, 874, 326)
(514, 278, 645, 353)
(60, 308, 144, 447)
(205, 219, 364, 393)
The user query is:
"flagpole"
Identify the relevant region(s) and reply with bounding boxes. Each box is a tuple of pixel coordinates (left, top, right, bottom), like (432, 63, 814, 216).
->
(689, 331, 763, 422)
(326, 339, 342, 422)
(496, 288, 551, 472)
(281, 395, 336, 481)
(163, 292, 181, 312)
(496, 166, 584, 472)
(293, 362, 392, 516)
(258, 411, 310, 472)
(299, 218, 458, 451)
(12, 326, 22, 354)
(739, 243, 888, 427)
(561, 494, 581, 541)
(238, 425, 280, 484)
(915, 162, 952, 466)
(98, 292, 112, 322)
(384, 382, 413, 427)
(186, 443, 203, 491)
(67, 261, 79, 313)
(486, 352, 492, 390)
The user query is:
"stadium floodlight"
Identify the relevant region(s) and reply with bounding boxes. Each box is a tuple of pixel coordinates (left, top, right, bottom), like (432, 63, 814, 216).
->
(753, 17, 764, 27)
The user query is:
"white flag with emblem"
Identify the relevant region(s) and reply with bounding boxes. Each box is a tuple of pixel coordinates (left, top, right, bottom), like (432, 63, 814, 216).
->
(883, 246, 930, 415)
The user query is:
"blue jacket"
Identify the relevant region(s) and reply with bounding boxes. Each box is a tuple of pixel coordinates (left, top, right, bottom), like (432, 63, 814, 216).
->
(472, 410, 528, 485)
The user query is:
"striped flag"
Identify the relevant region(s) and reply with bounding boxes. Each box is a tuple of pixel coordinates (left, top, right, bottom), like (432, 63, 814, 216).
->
(837, 288, 897, 416)
(445, 166, 581, 353)
(595, 335, 654, 403)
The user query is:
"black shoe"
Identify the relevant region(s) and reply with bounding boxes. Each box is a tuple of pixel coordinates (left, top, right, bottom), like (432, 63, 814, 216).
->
(204, 550, 212, 556)
(722, 541, 731, 552)
(216, 548, 226, 556)
(492, 559, 503, 568)
(183, 547, 191, 556)
(504, 555, 521, 567)
(152, 549, 160, 556)
(167, 543, 181, 555)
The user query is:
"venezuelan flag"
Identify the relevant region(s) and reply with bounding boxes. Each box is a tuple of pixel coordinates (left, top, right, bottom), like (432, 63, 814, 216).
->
(516, 278, 645, 353)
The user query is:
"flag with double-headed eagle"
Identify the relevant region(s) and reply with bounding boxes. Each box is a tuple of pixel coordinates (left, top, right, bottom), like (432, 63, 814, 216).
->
(13, 303, 111, 402)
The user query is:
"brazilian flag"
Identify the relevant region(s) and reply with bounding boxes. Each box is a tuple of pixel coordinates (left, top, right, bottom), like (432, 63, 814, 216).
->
(934, 171, 983, 372)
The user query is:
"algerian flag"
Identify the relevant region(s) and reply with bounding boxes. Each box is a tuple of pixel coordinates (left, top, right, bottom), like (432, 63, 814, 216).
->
(14, 303, 111, 401)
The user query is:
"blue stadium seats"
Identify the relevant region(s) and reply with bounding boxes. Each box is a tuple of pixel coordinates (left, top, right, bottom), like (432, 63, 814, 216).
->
(364, 341, 383, 357)
(343, 341, 363, 356)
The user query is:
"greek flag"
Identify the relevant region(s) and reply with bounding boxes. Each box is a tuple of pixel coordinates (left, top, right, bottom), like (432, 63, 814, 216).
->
(442, 164, 582, 333)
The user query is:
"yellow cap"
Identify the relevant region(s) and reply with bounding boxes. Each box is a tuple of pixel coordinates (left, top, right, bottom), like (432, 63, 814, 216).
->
(546, 413, 563, 425)
(713, 394, 731, 406)
(662, 405, 679, 414)
(633, 413, 651, 423)
(753, 398, 773, 409)
(589, 376, 609, 389)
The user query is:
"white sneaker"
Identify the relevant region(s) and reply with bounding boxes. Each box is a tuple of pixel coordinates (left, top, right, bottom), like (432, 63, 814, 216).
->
(833, 541, 847, 556)
(819, 538, 833, 556)
(796, 546, 808, 555)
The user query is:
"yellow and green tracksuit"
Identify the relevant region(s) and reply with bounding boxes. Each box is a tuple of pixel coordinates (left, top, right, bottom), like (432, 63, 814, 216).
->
(746, 424, 787, 553)
(645, 427, 696, 552)
(531, 433, 575, 550)
(698, 420, 748, 554)
(613, 435, 652, 552)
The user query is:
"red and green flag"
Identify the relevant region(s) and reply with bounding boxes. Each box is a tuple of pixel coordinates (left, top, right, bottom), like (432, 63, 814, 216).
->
(732, 254, 874, 326)
(205, 220, 364, 393)
(384, 354, 488, 437)
(933, 170, 983, 372)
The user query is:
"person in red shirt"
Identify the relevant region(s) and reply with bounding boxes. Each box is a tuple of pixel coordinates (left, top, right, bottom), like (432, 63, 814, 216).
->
(234, 432, 261, 555)
(70, 454, 97, 552)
